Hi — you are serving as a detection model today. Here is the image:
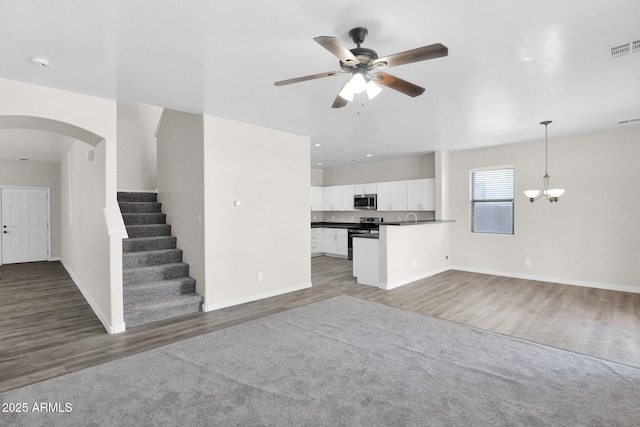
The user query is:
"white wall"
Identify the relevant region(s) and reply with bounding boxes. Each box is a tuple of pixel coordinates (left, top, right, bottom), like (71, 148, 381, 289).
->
(449, 125, 640, 293)
(0, 160, 61, 259)
(155, 109, 205, 294)
(322, 154, 435, 186)
(380, 223, 450, 289)
(117, 101, 162, 192)
(203, 115, 311, 308)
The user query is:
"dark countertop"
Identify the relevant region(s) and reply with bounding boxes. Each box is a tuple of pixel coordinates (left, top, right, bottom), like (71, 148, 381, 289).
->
(381, 220, 456, 226)
(311, 222, 373, 230)
(352, 233, 380, 239)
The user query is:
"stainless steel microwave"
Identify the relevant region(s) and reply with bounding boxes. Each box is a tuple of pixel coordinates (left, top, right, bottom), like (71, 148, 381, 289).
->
(354, 194, 377, 210)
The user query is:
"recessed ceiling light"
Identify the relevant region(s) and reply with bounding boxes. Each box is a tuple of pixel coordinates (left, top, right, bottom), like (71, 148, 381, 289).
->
(365, 154, 373, 157)
(317, 162, 323, 165)
(313, 143, 321, 147)
(31, 56, 52, 67)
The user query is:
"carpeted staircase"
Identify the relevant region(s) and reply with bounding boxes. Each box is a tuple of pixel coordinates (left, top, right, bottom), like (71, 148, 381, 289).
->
(118, 192, 202, 328)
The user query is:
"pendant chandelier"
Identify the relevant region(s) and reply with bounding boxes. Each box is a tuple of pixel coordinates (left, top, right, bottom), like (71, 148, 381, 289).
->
(524, 121, 565, 203)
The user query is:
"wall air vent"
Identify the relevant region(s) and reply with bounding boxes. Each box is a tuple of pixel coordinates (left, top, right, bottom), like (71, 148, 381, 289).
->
(347, 159, 362, 163)
(610, 40, 640, 58)
(618, 117, 640, 125)
(610, 43, 630, 58)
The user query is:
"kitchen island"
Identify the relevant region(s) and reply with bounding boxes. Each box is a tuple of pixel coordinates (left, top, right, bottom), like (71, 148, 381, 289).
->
(353, 220, 454, 289)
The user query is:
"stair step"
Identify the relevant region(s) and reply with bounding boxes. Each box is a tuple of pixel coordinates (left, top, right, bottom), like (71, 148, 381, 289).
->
(122, 213, 166, 225)
(123, 249, 183, 268)
(117, 192, 157, 203)
(124, 277, 196, 305)
(123, 236, 177, 253)
(123, 263, 190, 285)
(124, 294, 203, 328)
(126, 224, 171, 238)
(119, 202, 162, 213)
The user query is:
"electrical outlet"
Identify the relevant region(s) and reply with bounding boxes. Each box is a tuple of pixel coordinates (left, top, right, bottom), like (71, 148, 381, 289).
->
(257, 272, 263, 282)
(525, 259, 531, 266)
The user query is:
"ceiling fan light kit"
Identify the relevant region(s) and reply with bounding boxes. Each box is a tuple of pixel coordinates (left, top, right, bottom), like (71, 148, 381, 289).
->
(525, 121, 565, 203)
(274, 27, 448, 108)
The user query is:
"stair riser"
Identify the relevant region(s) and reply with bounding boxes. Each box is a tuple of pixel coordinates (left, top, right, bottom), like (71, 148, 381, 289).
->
(124, 300, 202, 328)
(119, 202, 162, 213)
(123, 250, 183, 268)
(126, 225, 171, 238)
(117, 192, 157, 203)
(124, 265, 190, 285)
(124, 280, 196, 305)
(122, 213, 167, 225)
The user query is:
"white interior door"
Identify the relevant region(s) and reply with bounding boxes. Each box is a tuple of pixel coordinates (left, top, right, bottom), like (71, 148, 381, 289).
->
(1, 187, 50, 264)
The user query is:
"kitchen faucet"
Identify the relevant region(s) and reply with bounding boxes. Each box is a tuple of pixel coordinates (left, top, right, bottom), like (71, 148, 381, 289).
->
(405, 212, 417, 223)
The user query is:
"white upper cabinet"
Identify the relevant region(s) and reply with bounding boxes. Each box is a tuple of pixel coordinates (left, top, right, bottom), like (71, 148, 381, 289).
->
(354, 183, 377, 195)
(340, 185, 355, 211)
(313, 179, 434, 212)
(322, 186, 341, 211)
(311, 186, 323, 211)
(377, 181, 408, 211)
(407, 178, 435, 211)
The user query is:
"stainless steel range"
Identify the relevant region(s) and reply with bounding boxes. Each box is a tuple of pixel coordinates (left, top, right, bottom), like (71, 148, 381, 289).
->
(347, 217, 382, 260)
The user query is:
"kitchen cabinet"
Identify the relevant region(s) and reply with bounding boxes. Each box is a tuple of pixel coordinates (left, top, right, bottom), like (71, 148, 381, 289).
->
(311, 228, 322, 255)
(340, 185, 355, 211)
(323, 185, 354, 211)
(312, 178, 435, 212)
(323, 228, 348, 256)
(354, 183, 377, 195)
(311, 228, 347, 257)
(407, 178, 435, 211)
(322, 186, 341, 211)
(377, 181, 408, 211)
(311, 186, 323, 211)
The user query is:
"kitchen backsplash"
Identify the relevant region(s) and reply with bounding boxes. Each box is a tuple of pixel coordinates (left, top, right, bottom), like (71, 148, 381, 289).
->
(311, 211, 435, 223)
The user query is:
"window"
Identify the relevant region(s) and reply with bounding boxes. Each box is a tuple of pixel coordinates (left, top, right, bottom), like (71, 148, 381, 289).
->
(471, 167, 514, 234)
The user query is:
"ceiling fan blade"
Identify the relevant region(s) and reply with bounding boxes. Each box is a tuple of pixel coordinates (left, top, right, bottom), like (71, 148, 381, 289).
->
(373, 43, 448, 68)
(274, 70, 345, 86)
(331, 95, 348, 109)
(331, 81, 350, 108)
(372, 72, 425, 97)
(314, 36, 360, 66)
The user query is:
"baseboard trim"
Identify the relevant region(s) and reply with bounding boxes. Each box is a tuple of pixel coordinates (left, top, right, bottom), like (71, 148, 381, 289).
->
(450, 265, 640, 295)
(202, 282, 313, 312)
(60, 259, 126, 334)
(380, 266, 451, 290)
(48, 256, 61, 261)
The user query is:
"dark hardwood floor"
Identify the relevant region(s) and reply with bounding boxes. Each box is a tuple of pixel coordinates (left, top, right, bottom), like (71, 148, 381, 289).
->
(1, 257, 639, 393)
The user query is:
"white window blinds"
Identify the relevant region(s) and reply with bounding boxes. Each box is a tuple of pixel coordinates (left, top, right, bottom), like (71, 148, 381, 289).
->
(471, 167, 514, 234)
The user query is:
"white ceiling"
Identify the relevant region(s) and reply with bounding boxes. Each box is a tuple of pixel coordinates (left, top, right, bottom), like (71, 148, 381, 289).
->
(0, 129, 76, 164)
(1, 1, 639, 168)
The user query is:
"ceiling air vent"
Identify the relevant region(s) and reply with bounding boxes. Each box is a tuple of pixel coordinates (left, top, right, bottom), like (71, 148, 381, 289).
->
(633, 40, 640, 53)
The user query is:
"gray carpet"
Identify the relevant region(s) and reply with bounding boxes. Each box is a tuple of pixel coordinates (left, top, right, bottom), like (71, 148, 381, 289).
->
(2, 295, 639, 426)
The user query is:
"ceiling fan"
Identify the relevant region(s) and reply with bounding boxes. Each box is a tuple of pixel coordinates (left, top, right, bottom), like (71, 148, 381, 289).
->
(274, 27, 448, 108)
